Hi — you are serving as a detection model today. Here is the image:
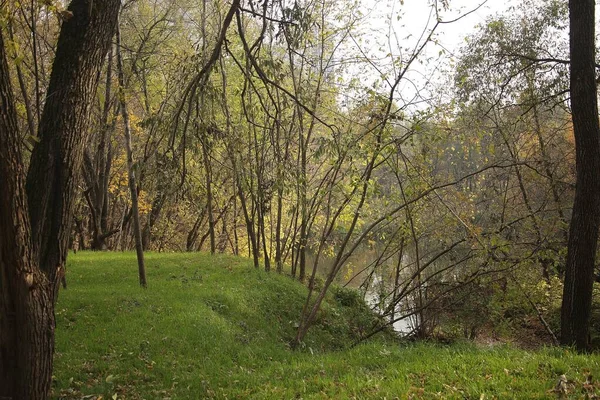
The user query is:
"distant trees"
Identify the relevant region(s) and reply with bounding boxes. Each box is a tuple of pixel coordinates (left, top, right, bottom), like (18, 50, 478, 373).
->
(456, 0, 600, 351)
(2, 6, 598, 398)
(57, 0, 598, 349)
(0, 0, 120, 397)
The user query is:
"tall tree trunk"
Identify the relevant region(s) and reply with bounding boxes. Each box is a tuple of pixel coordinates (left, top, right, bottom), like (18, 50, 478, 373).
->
(228, 142, 259, 268)
(0, 0, 120, 398)
(232, 194, 240, 255)
(0, 28, 55, 400)
(26, 0, 120, 284)
(275, 185, 284, 273)
(116, 19, 147, 288)
(239, 186, 259, 268)
(561, 0, 600, 351)
(298, 143, 308, 282)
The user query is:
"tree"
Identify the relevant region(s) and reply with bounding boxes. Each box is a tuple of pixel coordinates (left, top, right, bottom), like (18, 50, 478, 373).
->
(560, 0, 600, 351)
(0, 0, 120, 397)
(116, 18, 147, 287)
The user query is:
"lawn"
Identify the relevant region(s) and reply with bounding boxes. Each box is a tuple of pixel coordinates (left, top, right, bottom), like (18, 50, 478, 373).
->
(53, 252, 600, 399)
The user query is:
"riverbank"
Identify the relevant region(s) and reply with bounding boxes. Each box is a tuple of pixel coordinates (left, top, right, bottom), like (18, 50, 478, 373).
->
(53, 252, 600, 398)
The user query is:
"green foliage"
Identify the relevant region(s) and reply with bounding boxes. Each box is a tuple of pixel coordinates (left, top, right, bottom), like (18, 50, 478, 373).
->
(456, 0, 568, 106)
(432, 269, 568, 345)
(331, 285, 362, 307)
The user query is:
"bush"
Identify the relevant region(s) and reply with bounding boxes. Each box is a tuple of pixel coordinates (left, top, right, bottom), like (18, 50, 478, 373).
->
(332, 286, 362, 308)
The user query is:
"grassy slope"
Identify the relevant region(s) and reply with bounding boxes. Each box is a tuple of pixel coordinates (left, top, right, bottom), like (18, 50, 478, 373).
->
(54, 252, 600, 399)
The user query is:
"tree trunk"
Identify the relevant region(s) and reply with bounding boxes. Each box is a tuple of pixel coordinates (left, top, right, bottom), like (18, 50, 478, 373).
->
(26, 0, 120, 284)
(239, 187, 259, 268)
(142, 190, 167, 250)
(0, 28, 55, 400)
(275, 186, 284, 273)
(82, 43, 115, 251)
(298, 144, 308, 282)
(186, 211, 206, 251)
(116, 19, 147, 288)
(0, 0, 120, 398)
(561, 0, 600, 352)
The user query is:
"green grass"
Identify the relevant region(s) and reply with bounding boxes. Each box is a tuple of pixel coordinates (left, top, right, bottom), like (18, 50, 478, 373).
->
(53, 252, 600, 399)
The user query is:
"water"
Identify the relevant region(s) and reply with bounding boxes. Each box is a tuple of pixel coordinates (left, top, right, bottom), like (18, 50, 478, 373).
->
(363, 275, 418, 336)
(305, 247, 419, 335)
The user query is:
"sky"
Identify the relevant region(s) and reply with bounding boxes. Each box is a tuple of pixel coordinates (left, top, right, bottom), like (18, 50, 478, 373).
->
(340, 0, 516, 109)
(384, 0, 512, 54)
(416, 0, 511, 53)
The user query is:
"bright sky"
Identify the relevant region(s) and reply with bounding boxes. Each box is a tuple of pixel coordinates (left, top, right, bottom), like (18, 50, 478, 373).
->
(424, 0, 511, 52)
(386, 0, 512, 54)
(342, 0, 515, 109)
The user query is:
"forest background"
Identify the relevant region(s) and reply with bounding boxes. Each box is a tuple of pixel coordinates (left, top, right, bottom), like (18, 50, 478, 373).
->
(1, 0, 600, 397)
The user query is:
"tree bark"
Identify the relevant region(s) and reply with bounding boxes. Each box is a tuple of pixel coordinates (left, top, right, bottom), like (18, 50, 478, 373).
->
(142, 190, 167, 250)
(0, 27, 55, 400)
(82, 43, 115, 251)
(561, 0, 600, 352)
(26, 0, 120, 291)
(0, 0, 120, 398)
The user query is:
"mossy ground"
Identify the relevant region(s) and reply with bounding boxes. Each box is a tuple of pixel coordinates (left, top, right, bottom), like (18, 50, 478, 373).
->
(53, 252, 600, 399)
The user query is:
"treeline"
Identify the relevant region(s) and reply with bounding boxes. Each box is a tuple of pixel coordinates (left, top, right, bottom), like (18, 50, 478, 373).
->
(3, 0, 595, 372)
(4, 0, 600, 397)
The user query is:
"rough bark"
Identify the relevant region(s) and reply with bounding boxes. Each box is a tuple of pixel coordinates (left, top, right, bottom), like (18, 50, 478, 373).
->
(0, 0, 120, 398)
(0, 28, 55, 400)
(26, 0, 121, 292)
(82, 44, 115, 251)
(561, 0, 600, 351)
